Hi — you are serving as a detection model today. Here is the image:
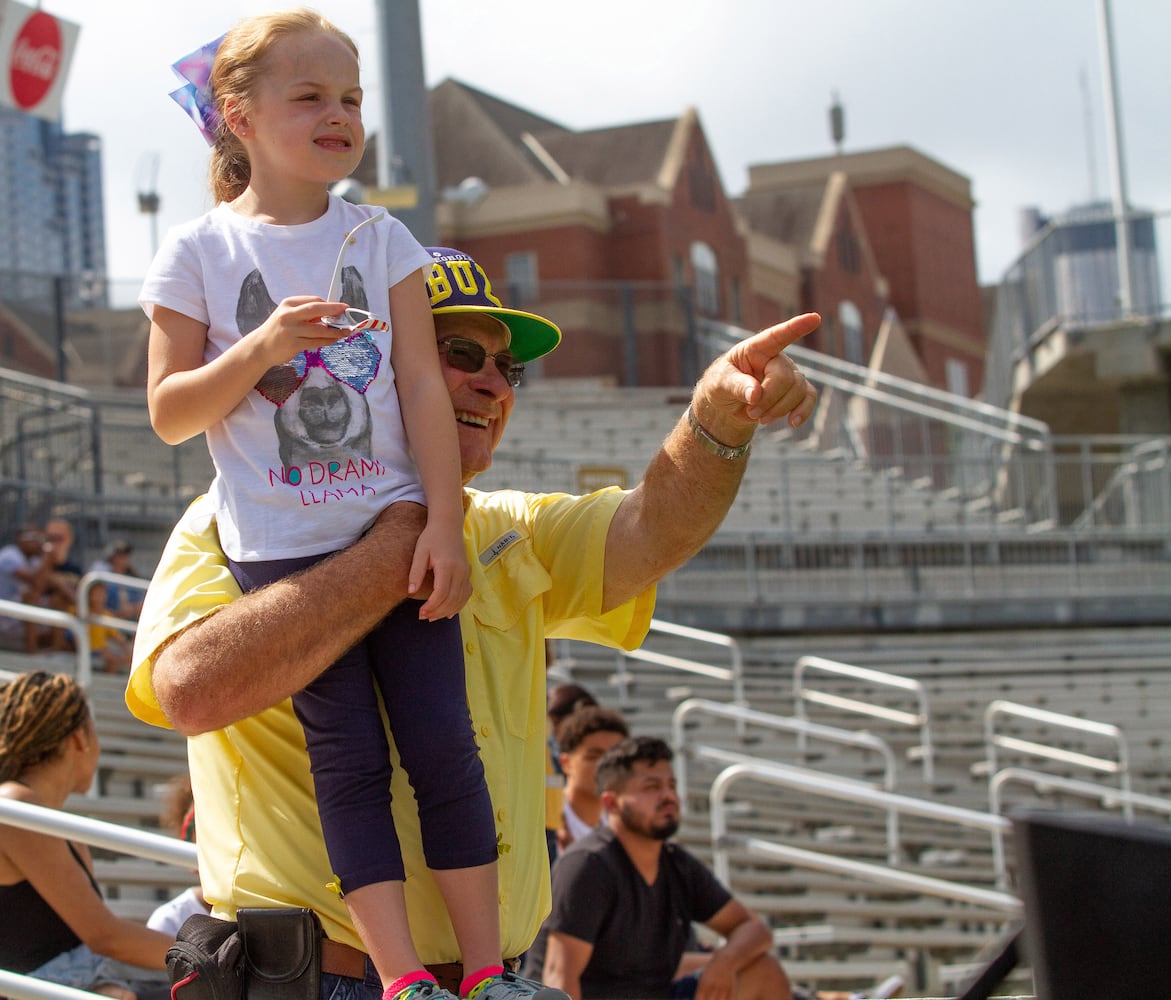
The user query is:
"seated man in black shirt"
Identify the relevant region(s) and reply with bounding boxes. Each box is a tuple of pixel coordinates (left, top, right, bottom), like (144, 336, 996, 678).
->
(527, 736, 791, 1000)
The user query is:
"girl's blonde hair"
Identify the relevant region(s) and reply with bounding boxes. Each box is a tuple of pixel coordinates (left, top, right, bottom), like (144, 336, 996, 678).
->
(0, 671, 90, 782)
(209, 8, 360, 204)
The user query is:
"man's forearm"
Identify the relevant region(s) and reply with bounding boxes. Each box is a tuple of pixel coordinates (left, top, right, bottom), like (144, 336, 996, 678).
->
(713, 914, 773, 969)
(601, 315, 819, 613)
(601, 406, 748, 612)
(154, 502, 427, 735)
(542, 959, 583, 1000)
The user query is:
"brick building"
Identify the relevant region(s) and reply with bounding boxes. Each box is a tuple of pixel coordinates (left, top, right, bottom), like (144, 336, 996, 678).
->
(348, 85, 984, 394)
(741, 146, 986, 396)
(357, 79, 755, 386)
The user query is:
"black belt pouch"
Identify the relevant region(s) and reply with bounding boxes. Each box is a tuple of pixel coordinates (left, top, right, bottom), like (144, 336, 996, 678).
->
(237, 907, 323, 1000)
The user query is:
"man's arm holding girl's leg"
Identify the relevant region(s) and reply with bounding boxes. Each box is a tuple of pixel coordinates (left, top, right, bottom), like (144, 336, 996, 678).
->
(152, 501, 426, 736)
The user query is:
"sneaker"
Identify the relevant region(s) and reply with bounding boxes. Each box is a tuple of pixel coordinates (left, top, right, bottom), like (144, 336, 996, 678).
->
(465, 971, 571, 1000)
(387, 981, 460, 1000)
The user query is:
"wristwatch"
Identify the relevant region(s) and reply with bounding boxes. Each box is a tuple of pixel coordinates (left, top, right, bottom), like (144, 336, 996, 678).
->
(686, 405, 752, 460)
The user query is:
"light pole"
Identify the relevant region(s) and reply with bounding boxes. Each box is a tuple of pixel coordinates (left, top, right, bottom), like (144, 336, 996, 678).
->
(372, 0, 437, 244)
(136, 152, 161, 260)
(1096, 0, 1134, 318)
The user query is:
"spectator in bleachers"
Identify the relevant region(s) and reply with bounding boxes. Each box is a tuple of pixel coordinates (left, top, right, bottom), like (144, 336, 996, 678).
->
(88, 540, 146, 622)
(147, 773, 209, 936)
(528, 736, 791, 1000)
(554, 707, 629, 854)
(547, 684, 600, 732)
(23, 518, 83, 653)
(0, 525, 49, 651)
(86, 583, 133, 675)
(0, 670, 172, 998)
(545, 683, 599, 864)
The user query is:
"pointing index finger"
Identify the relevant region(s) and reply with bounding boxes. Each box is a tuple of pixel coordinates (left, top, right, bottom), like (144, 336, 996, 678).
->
(741, 313, 820, 367)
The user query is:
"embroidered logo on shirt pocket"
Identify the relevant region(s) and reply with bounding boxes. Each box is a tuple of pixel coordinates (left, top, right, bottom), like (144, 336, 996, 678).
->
(478, 529, 522, 566)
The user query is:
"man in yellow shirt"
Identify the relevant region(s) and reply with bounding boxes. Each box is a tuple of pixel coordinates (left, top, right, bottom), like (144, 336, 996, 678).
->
(128, 247, 819, 1000)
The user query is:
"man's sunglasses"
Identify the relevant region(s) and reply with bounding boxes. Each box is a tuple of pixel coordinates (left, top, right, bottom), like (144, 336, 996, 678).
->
(439, 337, 525, 388)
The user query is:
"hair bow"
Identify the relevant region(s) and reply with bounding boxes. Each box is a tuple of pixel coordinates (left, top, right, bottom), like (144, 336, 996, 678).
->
(169, 34, 225, 146)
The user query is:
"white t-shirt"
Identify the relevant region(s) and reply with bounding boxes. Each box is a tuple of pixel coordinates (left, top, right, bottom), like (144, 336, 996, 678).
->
(562, 798, 603, 844)
(147, 886, 209, 937)
(0, 543, 31, 604)
(140, 196, 432, 561)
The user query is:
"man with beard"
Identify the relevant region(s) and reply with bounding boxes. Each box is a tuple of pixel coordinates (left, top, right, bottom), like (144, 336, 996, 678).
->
(533, 737, 790, 1000)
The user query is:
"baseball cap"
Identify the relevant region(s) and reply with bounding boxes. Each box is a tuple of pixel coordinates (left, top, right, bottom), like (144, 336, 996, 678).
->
(105, 539, 133, 558)
(424, 247, 562, 363)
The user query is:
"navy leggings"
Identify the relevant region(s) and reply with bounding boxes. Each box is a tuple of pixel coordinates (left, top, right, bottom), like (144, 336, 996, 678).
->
(229, 552, 497, 892)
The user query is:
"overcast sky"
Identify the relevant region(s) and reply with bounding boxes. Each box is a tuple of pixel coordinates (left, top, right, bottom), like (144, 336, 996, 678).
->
(38, 0, 1171, 295)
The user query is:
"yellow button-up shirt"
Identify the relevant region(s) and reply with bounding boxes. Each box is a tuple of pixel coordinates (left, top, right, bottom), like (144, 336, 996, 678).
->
(128, 486, 654, 962)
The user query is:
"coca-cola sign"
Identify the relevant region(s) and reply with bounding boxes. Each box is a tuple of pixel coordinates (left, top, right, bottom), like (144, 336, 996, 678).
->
(0, 1, 79, 121)
(10, 10, 60, 109)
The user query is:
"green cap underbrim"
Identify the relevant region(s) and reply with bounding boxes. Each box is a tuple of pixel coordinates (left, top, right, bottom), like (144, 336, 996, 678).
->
(431, 305, 562, 363)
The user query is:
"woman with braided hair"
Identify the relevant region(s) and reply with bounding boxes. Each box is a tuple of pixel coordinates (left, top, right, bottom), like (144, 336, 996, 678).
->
(0, 670, 172, 999)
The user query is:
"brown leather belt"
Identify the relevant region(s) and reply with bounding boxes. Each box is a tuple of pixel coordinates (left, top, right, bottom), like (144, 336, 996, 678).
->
(320, 940, 519, 993)
(320, 938, 370, 981)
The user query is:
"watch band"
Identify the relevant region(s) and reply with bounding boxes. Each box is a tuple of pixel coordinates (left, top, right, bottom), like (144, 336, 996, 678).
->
(686, 405, 752, 460)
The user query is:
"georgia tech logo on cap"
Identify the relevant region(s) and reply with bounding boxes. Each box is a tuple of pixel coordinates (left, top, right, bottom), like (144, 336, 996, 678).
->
(426, 249, 504, 310)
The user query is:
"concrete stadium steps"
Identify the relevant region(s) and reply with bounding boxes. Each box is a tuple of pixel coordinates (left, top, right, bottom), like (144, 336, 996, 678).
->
(550, 623, 1171, 993)
(496, 379, 1006, 537)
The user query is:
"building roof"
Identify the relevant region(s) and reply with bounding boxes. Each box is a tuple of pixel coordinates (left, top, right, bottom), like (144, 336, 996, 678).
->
(357, 78, 689, 196)
(428, 78, 569, 189)
(735, 181, 827, 249)
(530, 118, 680, 188)
(747, 144, 975, 210)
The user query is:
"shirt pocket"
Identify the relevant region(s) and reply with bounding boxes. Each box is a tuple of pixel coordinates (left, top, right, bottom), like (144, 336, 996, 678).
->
(468, 533, 552, 739)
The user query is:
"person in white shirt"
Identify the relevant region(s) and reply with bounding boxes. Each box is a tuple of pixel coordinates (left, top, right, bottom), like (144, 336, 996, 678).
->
(146, 775, 209, 936)
(555, 707, 629, 853)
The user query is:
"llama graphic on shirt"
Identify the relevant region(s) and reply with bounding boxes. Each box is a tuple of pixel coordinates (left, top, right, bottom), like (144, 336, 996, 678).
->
(242, 267, 381, 474)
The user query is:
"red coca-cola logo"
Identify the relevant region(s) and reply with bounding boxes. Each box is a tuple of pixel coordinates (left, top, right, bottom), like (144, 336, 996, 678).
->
(9, 11, 61, 110)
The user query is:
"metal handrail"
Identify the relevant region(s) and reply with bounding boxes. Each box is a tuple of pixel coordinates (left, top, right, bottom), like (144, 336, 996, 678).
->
(983, 699, 1132, 813)
(987, 766, 1171, 888)
(612, 618, 745, 721)
(0, 798, 196, 1000)
(0, 598, 92, 686)
(709, 760, 1020, 915)
(0, 570, 147, 693)
(672, 698, 900, 864)
(699, 317, 1052, 447)
(793, 656, 934, 783)
(673, 698, 898, 798)
(76, 570, 145, 641)
(0, 970, 103, 1000)
(0, 796, 196, 868)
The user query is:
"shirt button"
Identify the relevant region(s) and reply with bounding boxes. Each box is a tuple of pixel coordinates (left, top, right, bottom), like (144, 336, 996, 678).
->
(465, 642, 475, 654)
(480, 724, 491, 737)
(497, 808, 506, 822)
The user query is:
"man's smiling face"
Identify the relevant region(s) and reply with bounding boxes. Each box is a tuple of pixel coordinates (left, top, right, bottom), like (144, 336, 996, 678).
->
(434, 313, 516, 483)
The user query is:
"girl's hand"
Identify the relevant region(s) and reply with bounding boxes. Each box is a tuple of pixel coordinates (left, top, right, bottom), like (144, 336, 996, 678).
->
(250, 296, 353, 367)
(409, 521, 471, 620)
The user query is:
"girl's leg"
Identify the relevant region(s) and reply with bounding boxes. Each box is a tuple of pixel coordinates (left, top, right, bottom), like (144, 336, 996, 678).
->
(295, 637, 436, 989)
(230, 556, 432, 992)
(369, 603, 501, 977)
